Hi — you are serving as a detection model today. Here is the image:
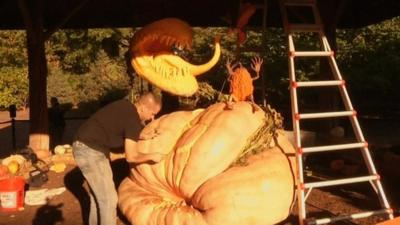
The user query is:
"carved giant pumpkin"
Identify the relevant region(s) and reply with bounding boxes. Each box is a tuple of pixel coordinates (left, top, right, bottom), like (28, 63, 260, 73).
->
(118, 102, 297, 225)
(130, 18, 221, 96)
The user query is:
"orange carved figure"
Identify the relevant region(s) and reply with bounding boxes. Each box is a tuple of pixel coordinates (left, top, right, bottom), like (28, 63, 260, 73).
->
(226, 56, 263, 110)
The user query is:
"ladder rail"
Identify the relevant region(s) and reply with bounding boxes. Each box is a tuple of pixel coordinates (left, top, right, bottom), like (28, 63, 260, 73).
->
(288, 33, 308, 220)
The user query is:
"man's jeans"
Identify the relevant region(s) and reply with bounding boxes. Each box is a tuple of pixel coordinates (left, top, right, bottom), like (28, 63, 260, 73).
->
(73, 141, 118, 225)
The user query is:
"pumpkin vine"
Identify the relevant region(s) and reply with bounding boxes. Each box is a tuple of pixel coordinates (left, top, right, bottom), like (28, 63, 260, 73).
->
(232, 105, 283, 166)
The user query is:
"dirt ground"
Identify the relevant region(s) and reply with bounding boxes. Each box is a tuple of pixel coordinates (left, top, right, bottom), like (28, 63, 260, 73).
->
(0, 109, 399, 225)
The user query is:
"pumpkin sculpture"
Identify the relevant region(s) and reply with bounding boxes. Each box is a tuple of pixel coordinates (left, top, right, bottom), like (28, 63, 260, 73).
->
(118, 102, 297, 225)
(130, 18, 221, 96)
(225, 57, 263, 111)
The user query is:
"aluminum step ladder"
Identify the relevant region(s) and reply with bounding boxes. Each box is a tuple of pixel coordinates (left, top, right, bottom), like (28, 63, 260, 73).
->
(278, 0, 394, 224)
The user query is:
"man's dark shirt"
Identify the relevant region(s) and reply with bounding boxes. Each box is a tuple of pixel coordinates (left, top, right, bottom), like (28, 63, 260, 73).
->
(48, 105, 65, 128)
(74, 99, 143, 154)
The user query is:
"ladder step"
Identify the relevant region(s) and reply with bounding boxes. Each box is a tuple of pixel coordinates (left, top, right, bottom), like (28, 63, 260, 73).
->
(283, 0, 315, 6)
(296, 80, 344, 87)
(304, 175, 378, 189)
(298, 111, 354, 119)
(288, 24, 321, 32)
(303, 142, 366, 153)
(307, 209, 392, 225)
(291, 51, 333, 57)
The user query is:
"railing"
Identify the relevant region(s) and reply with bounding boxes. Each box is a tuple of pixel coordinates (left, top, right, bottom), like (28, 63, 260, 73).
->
(0, 116, 88, 152)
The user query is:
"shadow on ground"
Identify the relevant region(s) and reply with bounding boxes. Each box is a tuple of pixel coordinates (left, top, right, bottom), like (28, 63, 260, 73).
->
(64, 159, 130, 225)
(32, 203, 65, 225)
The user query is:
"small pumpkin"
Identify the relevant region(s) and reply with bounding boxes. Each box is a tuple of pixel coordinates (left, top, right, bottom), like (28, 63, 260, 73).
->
(50, 162, 66, 173)
(7, 160, 19, 175)
(63, 144, 73, 153)
(54, 145, 66, 155)
(1, 154, 25, 166)
(118, 102, 296, 225)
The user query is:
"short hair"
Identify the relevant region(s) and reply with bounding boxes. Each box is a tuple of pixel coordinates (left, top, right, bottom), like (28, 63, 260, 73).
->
(137, 92, 162, 108)
(50, 97, 59, 106)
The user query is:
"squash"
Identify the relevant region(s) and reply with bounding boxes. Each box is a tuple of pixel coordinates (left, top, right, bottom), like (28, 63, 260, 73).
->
(7, 160, 19, 175)
(1, 154, 26, 166)
(118, 102, 296, 225)
(54, 145, 66, 155)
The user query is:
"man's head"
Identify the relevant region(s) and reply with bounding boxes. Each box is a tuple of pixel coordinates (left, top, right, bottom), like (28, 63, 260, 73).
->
(50, 97, 59, 107)
(135, 92, 162, 123)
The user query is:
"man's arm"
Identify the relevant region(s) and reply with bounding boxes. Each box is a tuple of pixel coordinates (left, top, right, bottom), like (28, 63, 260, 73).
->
(124, 138, 165, 164)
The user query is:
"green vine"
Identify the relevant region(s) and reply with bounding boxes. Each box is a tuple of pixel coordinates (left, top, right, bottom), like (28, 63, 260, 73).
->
(231, 105, 283, 166)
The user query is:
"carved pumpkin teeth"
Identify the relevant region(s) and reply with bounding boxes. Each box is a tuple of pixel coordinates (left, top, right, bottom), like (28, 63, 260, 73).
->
(130, 18, 219, 96)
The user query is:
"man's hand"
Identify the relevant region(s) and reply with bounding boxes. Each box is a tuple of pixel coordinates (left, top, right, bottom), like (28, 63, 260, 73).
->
(125, 138, 166, 164)
(110, 152, 125, 161)
(145, 152, 166, 163)
(139, 128, 160, 140)
(127, 152, 166, 165)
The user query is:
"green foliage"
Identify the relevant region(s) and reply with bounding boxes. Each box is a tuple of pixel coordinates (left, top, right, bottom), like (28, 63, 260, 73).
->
(47, 68, 80, 107)
(46, 28, 133, 112)
(336, 17, 400, 112)
(0, 30, 27, 68)
(47, 28, 132, 74)
(0, 17, 399, 115)
(0, 67, 28, 109)
(76, 50, 131, 109)
(47, 49, 131, 112)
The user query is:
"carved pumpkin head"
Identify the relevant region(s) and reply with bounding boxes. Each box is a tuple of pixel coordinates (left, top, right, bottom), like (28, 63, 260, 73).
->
(118, 102, 296, 225)
(130, 18, 221, 96)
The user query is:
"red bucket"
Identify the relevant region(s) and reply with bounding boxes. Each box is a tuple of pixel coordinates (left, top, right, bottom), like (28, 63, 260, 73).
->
(0, 176, 25, 212)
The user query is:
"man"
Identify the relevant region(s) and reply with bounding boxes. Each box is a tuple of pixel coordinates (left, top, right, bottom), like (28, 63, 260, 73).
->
(48, 97, 66, 149)
(72, 92, 163, 225)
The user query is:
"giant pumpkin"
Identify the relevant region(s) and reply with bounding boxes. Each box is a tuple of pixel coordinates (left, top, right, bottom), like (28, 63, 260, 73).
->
(118, 102, 297, 225)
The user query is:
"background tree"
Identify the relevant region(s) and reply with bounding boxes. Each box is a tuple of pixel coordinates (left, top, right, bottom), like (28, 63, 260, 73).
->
(0, 17, 399, 129)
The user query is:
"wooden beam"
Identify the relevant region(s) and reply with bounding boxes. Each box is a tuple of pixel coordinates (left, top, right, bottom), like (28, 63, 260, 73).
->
(17, 0, 33, 33)
(44, 0, 90, 40)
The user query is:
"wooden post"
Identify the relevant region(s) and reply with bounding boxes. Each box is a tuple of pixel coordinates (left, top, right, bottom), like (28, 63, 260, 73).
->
(17, 0, 89, 159)
(317, 0, 345, 134)
(18, 0, 50, 159)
